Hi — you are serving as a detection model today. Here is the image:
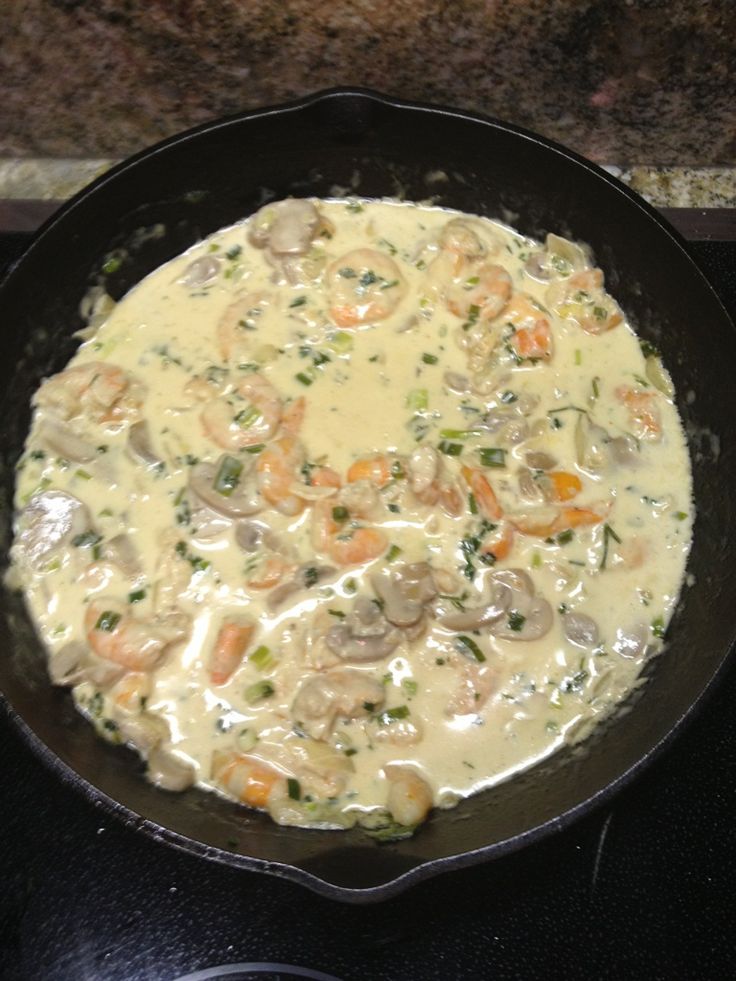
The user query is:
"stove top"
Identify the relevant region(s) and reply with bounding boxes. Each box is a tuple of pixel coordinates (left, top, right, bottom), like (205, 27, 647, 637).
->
(1, 235, 734, 981)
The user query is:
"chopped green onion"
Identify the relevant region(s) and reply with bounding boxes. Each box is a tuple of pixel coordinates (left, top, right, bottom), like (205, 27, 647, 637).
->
(386, 544, 402, 563)
(329, 331, 354, 355)
(478, 447, 506, 468)
(651, 616, 665, 639)
(402, 679, 418, 697)
(456, 634, 486, 662)
(295, 372, 313, 386)
(332, 506, 349, 522)
(287, 778, 301, 801)
(439, 428, 483, 440)
(234, 405, 262, 428)
(72, 531, 102, 549)
(214, 455, 242, 496)
(438, 441, 463, 456)
(468, 493, 478, 515)
(249, 645, 273, 671)
(95, 611, 121, 632)
(289, 296, 307, 308)
(344, 577, 357, 594)
(102, 255, 122, 275)
(600, 522, 622, 570)
(555, 529, 574, 545)
(245, 680, 275, 704)
(508, 610, 526, 632)
(574, 349, 582, 366)
(406, 388, 428, 411)
(75, 469, 92, 481)
(128, 589, 146, 604)
(422, 353, 439, 365)
(225, 244, 242, 260)
(674, 511, 688, 521)
(376, 705, 410, 725)
(244, 443, 265, 454)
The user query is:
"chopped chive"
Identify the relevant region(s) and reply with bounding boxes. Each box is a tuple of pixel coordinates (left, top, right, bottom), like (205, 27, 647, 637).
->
(72, 531, 102, 549)
(468, 493, 478, 515)
(508, 610, 526, 632)
(651, 616, 665, 639)
(439, 428, 483, 440)
(406, 388, 429, 411)
(95, 611, 121, 632)
(225, 244, 242, 260)
(213, 455, 242, 496)
(386, 545, 403, 563)
(499, 390, 518, 404)
(234, 405, 262, 428)
(422, 352, 439, 365)
(456, 634, 486, 662)
(287, 777, 301, 801)
(303, 566, 319, 587)
(600, 522, 622, 570)
(128, 589, 146, 604)
(244, 443, 265, 454)
(344, 577, 357, 594)
(478, 447, 506, 468)
(328, 608, 346, 619)
(295, 372, 313, 386)
(376, 705, 410, 724)
(591, 376, 600, 400)
(249, 645, 273, 671)
(402, 679, 418, 697)
(438, 441, 463, 456)
(332, 506, 349, 522)
(556, 529, 574, 545)
(245, 680, 275, 703)
(75, 469, 92, 481)
(289, 296, 307, 308)
(102, 255, 122, 275)
(329, 331, 354, 355)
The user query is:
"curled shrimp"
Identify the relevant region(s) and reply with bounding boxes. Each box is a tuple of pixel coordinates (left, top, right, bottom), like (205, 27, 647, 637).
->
(546, 269, 622, 334)
(615, 386, 662, 441)
(407, 446, 463, 516)
(326, 249, 406, 327)
(201, 373, 282, 451)
(444, 260, 512, 322)
(503, 293, 554, 362)
(35, 361, 142, 424)
(209, 618, 255, 686)
(461, 466, 503, 521)
(211, 750, 285, 809)
(312, 500, 387, 566)
(217, 292, 272, 362)
(347, 453, 403, 488)
(84, 599, 186, 672)
(256, 435, 307, 516)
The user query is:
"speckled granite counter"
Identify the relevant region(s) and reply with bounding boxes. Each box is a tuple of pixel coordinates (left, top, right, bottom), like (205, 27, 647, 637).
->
(2, 1, 735, 165)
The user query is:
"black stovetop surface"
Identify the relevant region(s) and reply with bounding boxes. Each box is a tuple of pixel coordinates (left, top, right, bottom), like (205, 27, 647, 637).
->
(1, 234, 734, 981)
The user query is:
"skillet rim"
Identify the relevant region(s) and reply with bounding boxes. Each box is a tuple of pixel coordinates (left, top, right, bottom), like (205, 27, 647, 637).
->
(1, 85, 735, 903)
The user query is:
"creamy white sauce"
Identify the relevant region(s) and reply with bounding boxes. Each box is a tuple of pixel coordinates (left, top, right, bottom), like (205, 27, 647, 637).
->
(11, 198, 693, 834)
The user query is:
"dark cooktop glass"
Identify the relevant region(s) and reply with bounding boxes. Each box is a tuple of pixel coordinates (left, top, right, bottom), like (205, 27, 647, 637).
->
(1, 234, 734, 981)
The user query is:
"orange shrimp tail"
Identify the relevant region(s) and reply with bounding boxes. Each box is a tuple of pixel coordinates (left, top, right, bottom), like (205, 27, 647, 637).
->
(461, 466, 503, 521)
(209, 621, 255, 686)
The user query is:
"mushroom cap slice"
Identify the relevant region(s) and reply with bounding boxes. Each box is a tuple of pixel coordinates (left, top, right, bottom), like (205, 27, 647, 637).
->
(291, 668, 385, 740)
(189, 456, 261, 518)
(325, 596, 403, 662)
(17, 490, 92, 569)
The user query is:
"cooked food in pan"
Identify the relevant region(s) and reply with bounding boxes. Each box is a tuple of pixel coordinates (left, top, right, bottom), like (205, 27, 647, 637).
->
(10, 197, 693, 836)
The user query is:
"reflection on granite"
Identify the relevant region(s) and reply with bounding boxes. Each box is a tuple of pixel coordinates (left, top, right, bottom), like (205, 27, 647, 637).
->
(1, 1, 735, 165)
(1, 157, 734, 210)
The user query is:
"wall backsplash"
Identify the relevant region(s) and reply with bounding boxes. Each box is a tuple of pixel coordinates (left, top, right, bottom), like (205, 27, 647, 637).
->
(1, 0, 735, 164)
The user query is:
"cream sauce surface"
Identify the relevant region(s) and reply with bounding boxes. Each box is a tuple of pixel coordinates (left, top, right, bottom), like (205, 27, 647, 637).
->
(11, 198, 693, 834)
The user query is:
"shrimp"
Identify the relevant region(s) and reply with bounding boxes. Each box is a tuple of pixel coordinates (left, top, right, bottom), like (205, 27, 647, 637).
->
(217, 292, 272, 362)
(347, 454, 402, 488)
(280, 395, 306, 436)
(84, 599, 184, 672)
(444, 260, 512, 322)
(546, 269, 622, 334)
(256, 435, 307, 516)
(615, 386, 662, 441)
(326, 249, 406, 327)
(511, 505, 606, 538)
(502, 293, 554, 362)
(110, 671, 152, 714)
(461, 466, 503, 521)
(211, 750, 285, 809)
(201, 373, 282, 451)
(445, 662, 497, 716)
(480, 520, 515, 562)
(407, 446, 463, 516)
(209, 619, 255, 685)
(34, 361, 142, 424)
(244, 553, 291, 590)
(312, 500, 387, 566)
(438, 218, 494, 260)
(384, 764, 433, 827)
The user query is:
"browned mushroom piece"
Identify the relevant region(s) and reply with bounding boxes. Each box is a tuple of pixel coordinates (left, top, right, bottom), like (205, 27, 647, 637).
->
(325, 596, 403, 662)
(37, 418, 98, 463)
(234, 520, 282, 553)
(189, 456, 261, 518)
(562, 611, 600, 649)
(17, 490, 92, 569)
(489, 569, 553, 641)
(370, 563, 437, 628)
(248, 198, 321, 256)
(102, 533, 142, 578)
(126, 420, 164, 468)
(434, 571, 511, 632)
(266, 563, 337, 610)
(291, 668, 386, 740)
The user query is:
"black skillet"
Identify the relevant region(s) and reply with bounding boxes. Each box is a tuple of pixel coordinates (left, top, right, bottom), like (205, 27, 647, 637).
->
(1, 88, 734, 903)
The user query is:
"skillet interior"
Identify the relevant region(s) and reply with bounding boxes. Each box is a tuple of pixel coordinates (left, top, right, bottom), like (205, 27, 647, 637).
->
(1, 88, 735, 902)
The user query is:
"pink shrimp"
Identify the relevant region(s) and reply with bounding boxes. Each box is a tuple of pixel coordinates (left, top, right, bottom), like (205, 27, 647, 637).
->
(444, 260, 512, 322)
(216, 291, 272, 362)
(35, 361, 142, 424)
(256, 435, 307, 516)
(211, 750, 285, 809)
(84, 599, 182, 672)
(209, 619, 255, 686)
(326, 249, 406, 327)
(546, 268, 622, 334)
(615, 386, 662, 441)
(201, 373, 282, 451)
(311, 500, 387, 566)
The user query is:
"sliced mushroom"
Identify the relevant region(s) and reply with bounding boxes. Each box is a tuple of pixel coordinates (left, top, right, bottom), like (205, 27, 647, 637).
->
(38, 418, 97, 463)
(523, 251, 552, 282)
(291, 668, 385, 740)
(189, 456, 261, 518)
(562, 611, 600, 649)
(408, 446, 440, 497)
(613, 623, 650, 659)
(517, 467, 548, 505)
(325, 596, 403, 662)
(118, 713, 169, 753)
(266, 563, 337, 610)
(443, 371, 470, 393)
(179, 254, 221, 287)
(487, 569, 553, 641)
(48, 641, 89, 686)
(575, 412, 610, 473)
(102, 533, 141, 578)
(435, 570, 511, 631)
(146, 747, 196, 792)
(126, 421, 163, 468)
(371, 563, 436, 628)
(235, 520, 281, 553)
(609, 434, 640, 466)
(17, 490, 92, 569)
(248, 198, 321, 256)
(525, 450, 558, 471)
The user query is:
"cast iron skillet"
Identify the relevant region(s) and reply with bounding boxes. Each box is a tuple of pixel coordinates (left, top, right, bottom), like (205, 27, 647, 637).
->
(1, 88, 734, 903)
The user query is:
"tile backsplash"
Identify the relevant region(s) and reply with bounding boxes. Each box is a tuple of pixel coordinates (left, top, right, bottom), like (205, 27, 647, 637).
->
(2, 0, 735, 164)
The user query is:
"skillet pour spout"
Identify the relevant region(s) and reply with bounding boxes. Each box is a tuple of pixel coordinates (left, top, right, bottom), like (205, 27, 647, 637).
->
(1, 87, 735, 902)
